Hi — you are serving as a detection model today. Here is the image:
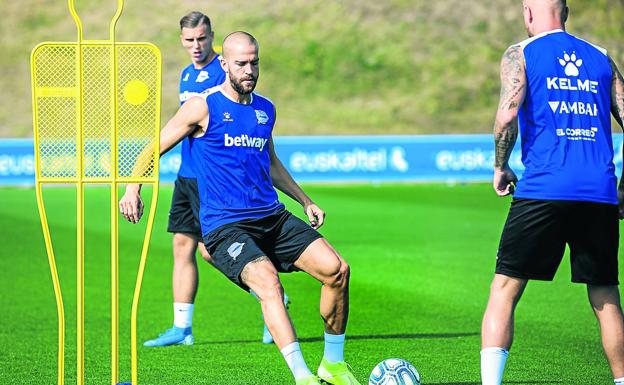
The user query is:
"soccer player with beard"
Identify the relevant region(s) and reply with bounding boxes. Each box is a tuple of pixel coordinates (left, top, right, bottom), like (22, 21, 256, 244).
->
(128, 12, 289, 348)
(120, 32, 361, 385)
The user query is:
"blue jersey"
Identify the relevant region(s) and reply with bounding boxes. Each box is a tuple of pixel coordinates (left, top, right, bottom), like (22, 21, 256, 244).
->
(514, 30, 617, 204)
(190, 87, 284, 236)
(177, 55, 226, 178)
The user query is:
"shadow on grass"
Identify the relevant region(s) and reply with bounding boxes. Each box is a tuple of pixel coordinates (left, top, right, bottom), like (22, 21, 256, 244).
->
(427, 382, 563, 385)
(196, 331, 478, 345)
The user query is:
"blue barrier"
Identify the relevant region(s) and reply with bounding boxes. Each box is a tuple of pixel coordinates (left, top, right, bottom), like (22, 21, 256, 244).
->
(1, 135, 622, 185)
(0, 139, 36, 185)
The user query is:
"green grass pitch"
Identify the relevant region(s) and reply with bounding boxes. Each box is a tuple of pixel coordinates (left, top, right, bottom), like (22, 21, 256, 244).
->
(1, 183, 621, 384)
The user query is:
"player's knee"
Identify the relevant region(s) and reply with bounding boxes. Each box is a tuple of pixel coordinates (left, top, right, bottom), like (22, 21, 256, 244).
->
(254, 273, 284, 302)
(489, 279, 506, 294)
(324, 258, 350, 289)
(487, 276, 526, 309)
(244, 259, 283, 300)
(173, 233, 196, 251)
(490, 275, 524, 292)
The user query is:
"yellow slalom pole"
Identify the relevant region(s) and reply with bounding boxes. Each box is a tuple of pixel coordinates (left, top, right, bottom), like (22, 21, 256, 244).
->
(131, 184, 159, 385)
(35, 184, 66, 385)
(108, 1, 123, 383)
(76, 183, 85, 385)
(67, 1, 85, 384)
(31, 36, 67, 385)
(111, 185, 119, 385)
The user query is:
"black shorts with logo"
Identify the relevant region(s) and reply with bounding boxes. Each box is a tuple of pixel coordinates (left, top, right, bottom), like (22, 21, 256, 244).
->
(203, 209, 323, 291)
(167, 176, 202, 240)
(496, 198, 620, 285)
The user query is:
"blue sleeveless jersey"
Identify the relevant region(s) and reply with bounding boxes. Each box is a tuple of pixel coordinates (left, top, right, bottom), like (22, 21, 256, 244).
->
(190, 87, 285, 235)
(514, 30, 617, 204)
(176, 55, 225, 178)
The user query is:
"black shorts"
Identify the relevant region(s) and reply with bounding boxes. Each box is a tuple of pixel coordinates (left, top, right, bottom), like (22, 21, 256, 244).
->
(167, 176, 202, 239)
(496, 198, 620, 285)
(203, 209, 323, 291)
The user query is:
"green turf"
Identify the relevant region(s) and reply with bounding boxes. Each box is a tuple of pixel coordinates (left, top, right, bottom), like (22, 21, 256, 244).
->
(1, 183, 622, 384)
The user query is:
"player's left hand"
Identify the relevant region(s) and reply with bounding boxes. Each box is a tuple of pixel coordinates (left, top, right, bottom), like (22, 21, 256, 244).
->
(304, 203, 325, 229)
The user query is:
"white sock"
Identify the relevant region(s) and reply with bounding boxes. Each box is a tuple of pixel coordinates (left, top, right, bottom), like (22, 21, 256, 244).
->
(614, 377, 624, 385)
(480, 347, 508, 385)
(323, 332, 345, 363)
(173, 302, 194, 328)
(281, 342, 312, 380)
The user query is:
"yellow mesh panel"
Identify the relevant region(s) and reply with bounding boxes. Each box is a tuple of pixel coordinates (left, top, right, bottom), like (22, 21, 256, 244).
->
(33, 44, 79, 180)
(83, 45, 113, 179)
(32, 42, 161, 183)
(116, 44, 160, 180)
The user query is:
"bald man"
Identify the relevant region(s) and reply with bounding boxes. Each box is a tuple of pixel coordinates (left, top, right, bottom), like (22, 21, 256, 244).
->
(480, 1, 624, 384)
(120, 31, 360, 385)
(136, 11, 288, 348)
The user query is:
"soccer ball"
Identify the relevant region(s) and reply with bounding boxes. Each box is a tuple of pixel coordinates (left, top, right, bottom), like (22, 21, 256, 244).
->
(368, 358, 421, 385)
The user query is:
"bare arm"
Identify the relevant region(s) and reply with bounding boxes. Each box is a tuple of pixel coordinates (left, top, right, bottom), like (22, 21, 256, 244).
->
(159, 96, 209, 155)
(120, 96, 208, 223)
(268, 137, 325, 229)
(129, 96, 209, 181)
(492, 45, 526, 196)
(609, 56, 624, 218)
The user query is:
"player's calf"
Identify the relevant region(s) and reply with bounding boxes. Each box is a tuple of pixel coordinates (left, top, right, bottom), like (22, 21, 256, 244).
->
(242, 257, 295, 349)
(588, 285, 624, 379)
(261, 292, 290, 344)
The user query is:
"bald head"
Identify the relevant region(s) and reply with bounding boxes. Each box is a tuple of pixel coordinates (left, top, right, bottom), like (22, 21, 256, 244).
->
(524, 0, 566, 14)
(523, 0, 568, 37)
(222, 31, 259, 59)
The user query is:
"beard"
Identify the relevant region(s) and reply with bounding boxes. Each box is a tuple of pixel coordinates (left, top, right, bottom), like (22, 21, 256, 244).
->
(230, 75, 257, 95)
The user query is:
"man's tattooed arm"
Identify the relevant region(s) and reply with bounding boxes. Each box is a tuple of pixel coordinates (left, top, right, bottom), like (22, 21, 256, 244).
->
(609, 57, 624, 188)
(494, 45, 526, 169)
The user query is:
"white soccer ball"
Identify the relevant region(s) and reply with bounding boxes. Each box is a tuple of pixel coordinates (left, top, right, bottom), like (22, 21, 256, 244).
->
(368, 358, 421, 385)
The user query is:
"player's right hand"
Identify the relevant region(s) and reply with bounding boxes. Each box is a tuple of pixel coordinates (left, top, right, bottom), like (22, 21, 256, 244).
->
(493, 166, 518, 197)
(119, 184, 144, 224)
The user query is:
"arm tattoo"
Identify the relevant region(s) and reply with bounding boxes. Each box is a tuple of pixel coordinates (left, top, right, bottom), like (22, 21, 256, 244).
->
(494, 120, 519, 168)
(493, 45, 525, 168)
(609, 57, 624, 186)
(610, 57, 624, 128)
(498, 46, 526, 111)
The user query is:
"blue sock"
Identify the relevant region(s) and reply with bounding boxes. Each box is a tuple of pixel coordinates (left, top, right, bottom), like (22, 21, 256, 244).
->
(323, 332, 345, 363)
